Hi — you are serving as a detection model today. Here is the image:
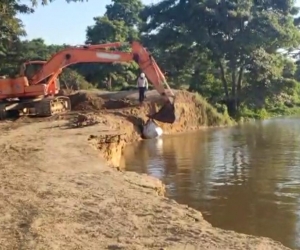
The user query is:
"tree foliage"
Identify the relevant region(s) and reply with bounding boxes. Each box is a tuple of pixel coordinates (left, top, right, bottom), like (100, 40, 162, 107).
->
(140, 0, 300, 116)
(106, 0, 143, 27)
(82, 0, 143, 89)
(60, 68, 93, 90)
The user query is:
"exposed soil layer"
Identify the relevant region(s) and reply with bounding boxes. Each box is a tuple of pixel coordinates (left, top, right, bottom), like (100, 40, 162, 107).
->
(0, 90, 290, 250)
(69, 92, 105, 111)
(68, 91, 139, 112)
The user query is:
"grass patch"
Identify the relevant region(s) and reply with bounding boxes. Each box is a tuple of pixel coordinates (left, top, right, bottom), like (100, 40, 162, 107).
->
(194, 93, 234, 126)
(237, 104, 300, 123)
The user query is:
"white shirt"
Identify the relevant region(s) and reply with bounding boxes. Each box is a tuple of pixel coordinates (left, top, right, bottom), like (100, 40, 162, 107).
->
(137, 77, 149, 88)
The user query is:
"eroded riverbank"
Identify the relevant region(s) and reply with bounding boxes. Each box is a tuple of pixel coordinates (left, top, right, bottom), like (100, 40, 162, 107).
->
(123, 118, 300, 249)
(0, 90, 291, 249)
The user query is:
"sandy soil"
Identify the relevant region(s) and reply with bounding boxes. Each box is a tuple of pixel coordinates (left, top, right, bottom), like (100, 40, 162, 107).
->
(0, 90, 291, 250)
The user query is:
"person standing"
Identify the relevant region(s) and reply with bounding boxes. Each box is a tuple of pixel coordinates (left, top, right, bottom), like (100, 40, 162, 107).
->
(137, 72, 148, 104)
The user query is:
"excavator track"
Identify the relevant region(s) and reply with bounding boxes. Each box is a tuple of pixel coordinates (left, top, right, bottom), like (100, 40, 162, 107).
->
(0, 103, 7, 120)
(34, 96, 71, 117)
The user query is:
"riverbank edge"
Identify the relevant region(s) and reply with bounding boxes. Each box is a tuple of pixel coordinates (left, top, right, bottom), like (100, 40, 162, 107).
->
(88, 111, 291, 249)
(72, 89, 290, 248)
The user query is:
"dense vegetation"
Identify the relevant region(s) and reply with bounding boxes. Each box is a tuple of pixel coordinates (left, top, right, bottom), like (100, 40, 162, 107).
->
(2, 0, 300, 120)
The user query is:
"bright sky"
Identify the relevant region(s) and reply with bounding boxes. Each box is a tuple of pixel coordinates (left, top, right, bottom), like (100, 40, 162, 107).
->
(18, 0, 160, 45)
(18, 0, 300, 45)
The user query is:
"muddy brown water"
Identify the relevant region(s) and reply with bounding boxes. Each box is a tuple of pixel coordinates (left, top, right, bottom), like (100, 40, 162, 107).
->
(121, 117, 300, 249)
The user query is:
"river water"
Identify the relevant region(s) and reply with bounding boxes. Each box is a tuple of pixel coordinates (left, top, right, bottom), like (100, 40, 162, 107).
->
(121, 117, 300, 249)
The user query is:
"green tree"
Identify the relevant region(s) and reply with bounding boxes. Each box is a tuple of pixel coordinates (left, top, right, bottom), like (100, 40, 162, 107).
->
(60, 68, 93, 90)
(141, 0, 300, 116)
(0, 1, 28, 76)
(106, 0, 143, 27)
(82, 0, 143, 89)
(0, 38, 65, 76)
(242, 54, 299, 110)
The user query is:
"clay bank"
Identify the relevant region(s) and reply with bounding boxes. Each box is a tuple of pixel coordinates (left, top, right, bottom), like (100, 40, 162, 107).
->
(0, 90, 290, 250)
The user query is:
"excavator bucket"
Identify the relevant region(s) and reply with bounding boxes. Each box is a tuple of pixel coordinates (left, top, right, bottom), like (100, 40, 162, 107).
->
(147, 100, 176, 124)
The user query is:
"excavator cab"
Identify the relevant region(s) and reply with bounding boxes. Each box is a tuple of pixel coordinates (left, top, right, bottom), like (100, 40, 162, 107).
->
(20, 61, 46, 80)
(20, 61, 61, 92)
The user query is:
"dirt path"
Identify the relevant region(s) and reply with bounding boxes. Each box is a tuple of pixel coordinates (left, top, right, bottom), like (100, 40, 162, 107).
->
(0, 116, 290, 250)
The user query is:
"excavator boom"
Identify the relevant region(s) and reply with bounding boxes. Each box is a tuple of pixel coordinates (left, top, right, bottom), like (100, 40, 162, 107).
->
(0, 41, 176, 123)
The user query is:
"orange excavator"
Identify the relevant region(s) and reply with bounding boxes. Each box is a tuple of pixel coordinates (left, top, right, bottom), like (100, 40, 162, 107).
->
(0, 41, 176, 123)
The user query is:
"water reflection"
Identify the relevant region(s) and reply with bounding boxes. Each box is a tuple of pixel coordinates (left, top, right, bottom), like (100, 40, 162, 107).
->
(122, 117, 300, 249)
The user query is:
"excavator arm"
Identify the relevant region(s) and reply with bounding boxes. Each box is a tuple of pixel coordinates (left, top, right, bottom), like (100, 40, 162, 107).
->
(30, 41, 174, 102)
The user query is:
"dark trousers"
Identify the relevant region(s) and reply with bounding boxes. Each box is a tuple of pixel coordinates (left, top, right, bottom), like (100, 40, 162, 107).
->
(138, 87, 146, 103)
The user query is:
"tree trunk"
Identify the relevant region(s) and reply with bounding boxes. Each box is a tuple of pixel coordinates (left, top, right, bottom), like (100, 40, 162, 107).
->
(107, 75, 112, 90)
(231, 66, 237, 115)
(218, 59, 229, 98)
(218, 59, 239, 116)
(237, 65, 244, 110)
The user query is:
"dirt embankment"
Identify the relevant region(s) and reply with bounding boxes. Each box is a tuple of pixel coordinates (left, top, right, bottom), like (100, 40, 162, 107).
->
(68, 90, 232, 167)
(0, 90, 289, 250)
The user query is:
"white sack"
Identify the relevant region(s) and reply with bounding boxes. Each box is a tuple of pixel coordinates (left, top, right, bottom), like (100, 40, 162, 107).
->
(142, 119, 163, 139)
